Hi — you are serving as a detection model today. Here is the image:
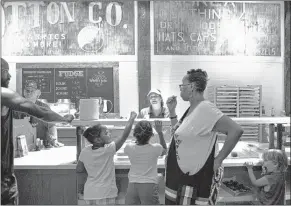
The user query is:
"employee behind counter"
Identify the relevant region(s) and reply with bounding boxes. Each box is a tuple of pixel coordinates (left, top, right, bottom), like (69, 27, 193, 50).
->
(13, 80, 63, 148)
(138, 89, 170, 119)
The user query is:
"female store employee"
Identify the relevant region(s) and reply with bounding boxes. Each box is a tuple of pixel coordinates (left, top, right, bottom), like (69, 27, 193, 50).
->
(138, 89, 169, 119)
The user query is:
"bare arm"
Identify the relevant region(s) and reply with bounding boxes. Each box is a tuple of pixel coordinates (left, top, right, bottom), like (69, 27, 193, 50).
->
(169, 110, 178, 127)
(213, 115, 244, 162)
(166, 96, 178, 127)
(154, 120, 167, 155)
(1, 87, 71, 123)
(114, 112, 137, 151)
(157, 132, 167, 156)
(247, 167, 269, 187)
(76, 160, 87, 174)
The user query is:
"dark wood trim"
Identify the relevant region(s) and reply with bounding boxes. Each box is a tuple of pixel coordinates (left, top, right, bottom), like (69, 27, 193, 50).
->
(137, 1, 151, 111)
(285, 1, 291, 116)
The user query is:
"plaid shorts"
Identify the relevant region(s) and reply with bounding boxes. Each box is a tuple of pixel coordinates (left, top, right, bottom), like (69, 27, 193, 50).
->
(85, 197, 116, 205)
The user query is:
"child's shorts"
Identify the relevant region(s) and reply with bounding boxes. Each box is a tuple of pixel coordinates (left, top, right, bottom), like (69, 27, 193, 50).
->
(85, 197, 116, 205)
(125, 182, 160, 205)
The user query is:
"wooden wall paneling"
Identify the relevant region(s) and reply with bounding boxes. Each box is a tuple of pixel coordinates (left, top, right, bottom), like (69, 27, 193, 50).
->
(138, 1, 151, 111)
(15, 169, 77, 205)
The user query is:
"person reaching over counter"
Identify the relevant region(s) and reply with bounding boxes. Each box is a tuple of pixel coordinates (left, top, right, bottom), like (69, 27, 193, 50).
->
(164, 68, 244, 205)
(124, 120, 167, 205)
(1, 58, 74, 205)
(138, 88, 169, 119)
(245, 149, 288, 205)
(14, 80, 63, 148)
(76, 111, 137, 205)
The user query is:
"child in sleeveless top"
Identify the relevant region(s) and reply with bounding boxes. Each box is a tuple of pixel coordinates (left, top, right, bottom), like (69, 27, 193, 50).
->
(76, 111, 137, 205)
(245, 149, 288, 205)
(124, 120, 167, 205)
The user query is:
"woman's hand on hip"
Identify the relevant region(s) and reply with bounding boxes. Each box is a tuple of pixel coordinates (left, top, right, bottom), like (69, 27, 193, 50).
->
(213, 157, 223, 172)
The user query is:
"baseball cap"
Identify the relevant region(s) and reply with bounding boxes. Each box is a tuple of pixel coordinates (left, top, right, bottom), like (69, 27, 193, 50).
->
(147, 88, 162, 97)
(24, 80, 39, 90)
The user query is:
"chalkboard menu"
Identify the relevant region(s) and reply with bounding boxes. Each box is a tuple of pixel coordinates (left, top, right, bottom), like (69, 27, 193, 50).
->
(2, 1, 135, 56)
(55, 68, 87, 104)
(22, 68, 55, 102)
(154, 1, 281, 56)
(87, 68, 114, 109)
(22, 67, 116, 112)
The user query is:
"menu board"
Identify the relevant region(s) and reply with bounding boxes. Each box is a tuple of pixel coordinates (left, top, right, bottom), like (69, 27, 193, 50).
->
(54, 68, 87, 104)
(22, 67, 116, 112)
(22, 68, 55, 102)
(87, 68, 114, 110)
(154, 1, 281, 56)
(2, 1, 135, 56)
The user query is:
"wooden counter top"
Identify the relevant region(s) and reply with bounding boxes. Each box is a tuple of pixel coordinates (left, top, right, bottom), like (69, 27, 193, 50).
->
(14, 147, 77, 169)
(14, 142, 290, 169)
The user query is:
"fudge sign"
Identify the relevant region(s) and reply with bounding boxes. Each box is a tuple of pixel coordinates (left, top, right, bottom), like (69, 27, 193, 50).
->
(58, 71, 84, 78)
(1, 1, 135, 56)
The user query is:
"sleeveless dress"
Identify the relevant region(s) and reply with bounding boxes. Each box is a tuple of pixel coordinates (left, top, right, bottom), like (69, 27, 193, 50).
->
(165, 108, 224, 205)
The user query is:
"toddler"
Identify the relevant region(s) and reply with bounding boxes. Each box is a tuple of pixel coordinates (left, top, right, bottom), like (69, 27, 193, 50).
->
(124, 120, 167, 205)
(76, 111, 137, 205)
(245, 149, 288, 205)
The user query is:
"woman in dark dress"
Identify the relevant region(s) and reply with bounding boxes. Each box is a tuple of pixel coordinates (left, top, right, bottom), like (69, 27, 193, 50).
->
(165, 69, 243, 205)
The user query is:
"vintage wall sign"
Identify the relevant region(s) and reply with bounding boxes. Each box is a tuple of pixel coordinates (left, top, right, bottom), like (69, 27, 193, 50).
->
(154, 1, 281, 56)
(1, 1, 135, 56)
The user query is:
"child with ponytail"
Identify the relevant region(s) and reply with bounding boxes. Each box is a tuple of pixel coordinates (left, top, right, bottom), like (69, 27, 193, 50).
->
(124, 120, 167, 205)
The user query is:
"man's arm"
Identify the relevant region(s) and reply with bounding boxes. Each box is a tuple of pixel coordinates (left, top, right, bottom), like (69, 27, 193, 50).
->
(1, 87, 71, 123)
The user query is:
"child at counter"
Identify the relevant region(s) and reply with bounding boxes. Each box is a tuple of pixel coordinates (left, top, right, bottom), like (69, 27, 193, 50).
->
(244, 149, 288, 205)
(124, 120, 167, 205)
(76, 111, 137, 205)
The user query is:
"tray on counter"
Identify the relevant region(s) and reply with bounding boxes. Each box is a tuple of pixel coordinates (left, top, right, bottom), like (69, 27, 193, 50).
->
(227, 142, 266, 158)
(221, 176, 253, 196)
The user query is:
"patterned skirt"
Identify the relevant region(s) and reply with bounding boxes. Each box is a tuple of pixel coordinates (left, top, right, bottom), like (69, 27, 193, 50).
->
(85, 197, 116, 205)
(165, 138, 224, 205)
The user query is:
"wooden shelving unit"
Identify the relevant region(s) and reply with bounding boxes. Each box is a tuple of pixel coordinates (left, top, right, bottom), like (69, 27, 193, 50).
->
(208, 85, 262, 142)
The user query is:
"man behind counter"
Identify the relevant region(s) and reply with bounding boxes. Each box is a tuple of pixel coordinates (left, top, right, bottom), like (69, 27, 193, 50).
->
(14, 81, 63, 148)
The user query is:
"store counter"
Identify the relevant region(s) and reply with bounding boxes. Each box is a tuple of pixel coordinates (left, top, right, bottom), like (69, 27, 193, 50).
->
(14, 117, 290, 205)
(14, 142, 290, 205)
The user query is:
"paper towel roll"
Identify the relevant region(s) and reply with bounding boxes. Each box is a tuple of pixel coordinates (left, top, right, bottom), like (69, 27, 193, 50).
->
(79, 99, 100, 120)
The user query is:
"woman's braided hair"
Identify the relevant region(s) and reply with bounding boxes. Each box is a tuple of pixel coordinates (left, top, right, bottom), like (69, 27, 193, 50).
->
(186, 69, 209, 92)
(133, 120, 154, 145)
